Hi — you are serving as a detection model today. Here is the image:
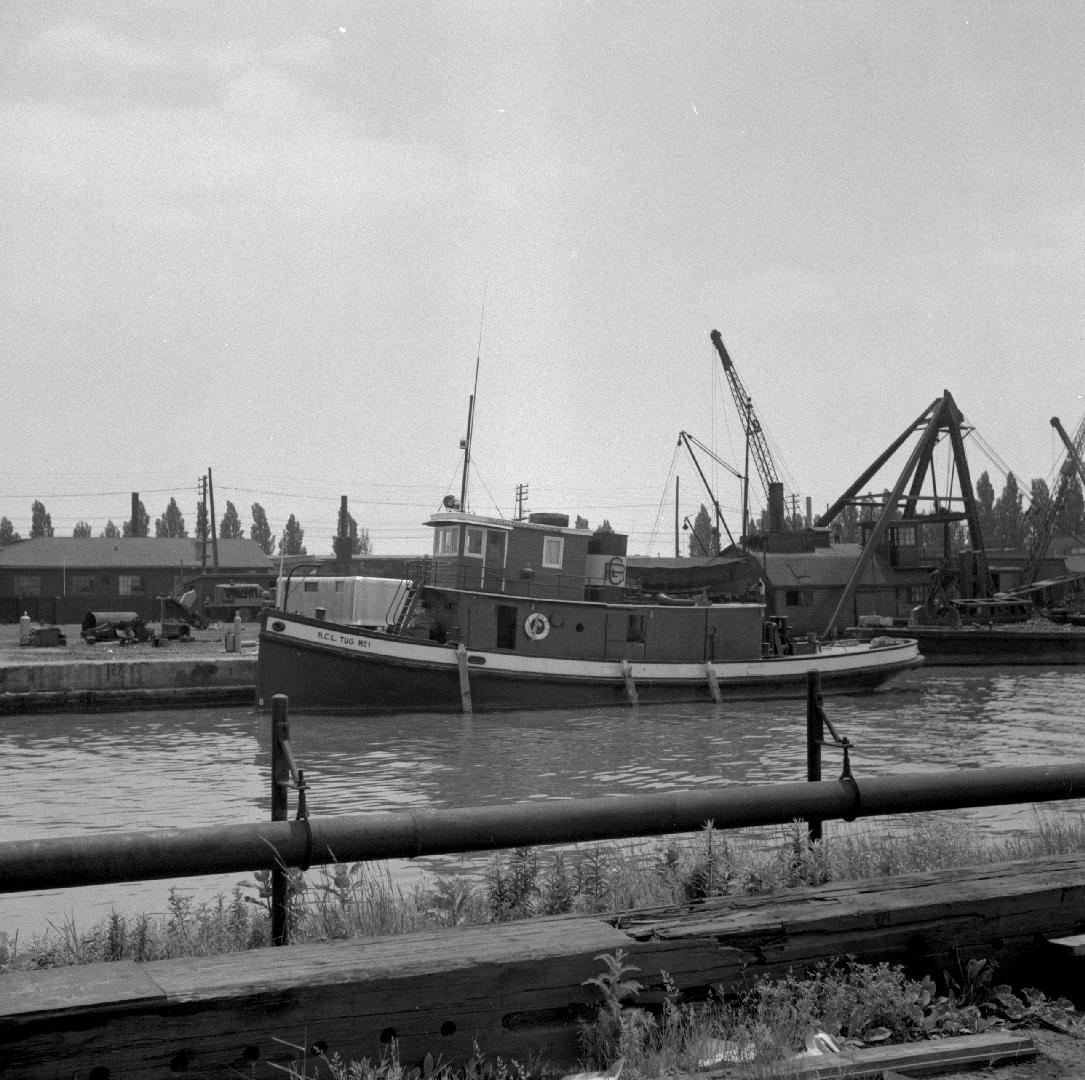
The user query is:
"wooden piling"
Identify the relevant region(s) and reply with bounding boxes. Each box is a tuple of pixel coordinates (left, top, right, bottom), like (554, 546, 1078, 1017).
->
(456, 643, 473, 713)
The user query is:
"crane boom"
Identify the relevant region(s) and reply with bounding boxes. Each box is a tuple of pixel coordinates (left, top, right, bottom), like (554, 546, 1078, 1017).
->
(709, 329, 780, 499)
(677, 431, 739, 552)
(1021, 413, 1085, 585)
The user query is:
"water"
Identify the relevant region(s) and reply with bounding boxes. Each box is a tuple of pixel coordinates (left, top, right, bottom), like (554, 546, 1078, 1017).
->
(2, 666, 1084, 939)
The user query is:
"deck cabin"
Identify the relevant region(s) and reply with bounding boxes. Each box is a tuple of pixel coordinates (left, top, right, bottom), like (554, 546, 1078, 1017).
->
(424, 511, 627, 602)
(417, 511, 767, 663)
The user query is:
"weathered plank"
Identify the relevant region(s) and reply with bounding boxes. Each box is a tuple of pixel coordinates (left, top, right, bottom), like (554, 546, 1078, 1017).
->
(0, 960, 165, 1018)
(615, 854, 1085, 997)
(1048, 932, 1085, 957)
(1, 916, 630, 1079)
(707, 1031, 1038, 1079)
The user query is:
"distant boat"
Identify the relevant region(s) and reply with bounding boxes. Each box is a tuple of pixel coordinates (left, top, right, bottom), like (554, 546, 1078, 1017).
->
(256, 509, 921, 715)
(858, 620, 1085, 666)
(946, 597, 1034, 626)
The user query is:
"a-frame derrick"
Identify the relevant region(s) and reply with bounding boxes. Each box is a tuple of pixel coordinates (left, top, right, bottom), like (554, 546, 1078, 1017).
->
(818, 391, 993, 637)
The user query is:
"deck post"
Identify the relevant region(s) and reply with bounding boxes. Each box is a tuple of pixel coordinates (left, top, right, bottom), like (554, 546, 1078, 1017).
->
(620, 660, 638, 705)
(456, 644, 473, 713)
(806, 671, 824, 844)
(705, 662, 721, 703)
(271, 694, 290, 945)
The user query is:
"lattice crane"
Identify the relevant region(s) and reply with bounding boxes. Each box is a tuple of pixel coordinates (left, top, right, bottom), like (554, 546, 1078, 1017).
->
(709, 330, 778, 494)
(1020, 413, 1085, 586)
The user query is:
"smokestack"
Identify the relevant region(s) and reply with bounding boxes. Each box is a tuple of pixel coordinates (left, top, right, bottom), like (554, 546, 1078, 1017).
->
(333, 495, 352, 573)
(768, 482, 785, 533)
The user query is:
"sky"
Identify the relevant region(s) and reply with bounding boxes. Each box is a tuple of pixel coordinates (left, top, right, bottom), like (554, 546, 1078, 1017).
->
(3, 1, 1085, 557)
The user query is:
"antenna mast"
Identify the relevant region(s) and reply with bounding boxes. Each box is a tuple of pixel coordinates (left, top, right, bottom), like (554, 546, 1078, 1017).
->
(459, 285, 487, 513)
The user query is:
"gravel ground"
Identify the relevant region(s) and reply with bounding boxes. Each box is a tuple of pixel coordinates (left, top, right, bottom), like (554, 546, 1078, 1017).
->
(0, 620, 256, 663)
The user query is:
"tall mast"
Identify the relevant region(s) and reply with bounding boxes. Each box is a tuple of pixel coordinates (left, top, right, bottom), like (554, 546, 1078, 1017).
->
(459, 287, 487, 513)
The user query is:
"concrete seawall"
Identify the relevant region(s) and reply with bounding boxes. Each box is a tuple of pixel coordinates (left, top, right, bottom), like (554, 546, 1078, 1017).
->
(0, 656, 257, 713)
(0, 624, 258, 713)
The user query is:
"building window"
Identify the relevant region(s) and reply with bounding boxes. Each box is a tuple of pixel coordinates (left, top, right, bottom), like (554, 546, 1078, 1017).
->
(434, 526, 459, 556)
(909, 585, 928, 603)
(304, 581, 319, 592)
(542, 536, 564, 569)
(13, 574, 41, 597)
(118, 574, 146, 596)
(465, 527, 484, 558)
(785, 589, 803, 607)
(69, 574, 96, 594)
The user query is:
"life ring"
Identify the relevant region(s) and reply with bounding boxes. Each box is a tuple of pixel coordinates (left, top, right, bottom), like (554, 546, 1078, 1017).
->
(605, 556, 626, 586)
(524, 612, 550, 641)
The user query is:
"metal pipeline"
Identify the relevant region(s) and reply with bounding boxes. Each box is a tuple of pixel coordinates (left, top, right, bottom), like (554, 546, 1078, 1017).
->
(3, 763, 1084, 894)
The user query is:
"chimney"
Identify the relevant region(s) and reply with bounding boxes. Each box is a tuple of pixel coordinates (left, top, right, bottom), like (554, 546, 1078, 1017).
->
(768, 482, 785, 533)
(333, 495, 352, 574)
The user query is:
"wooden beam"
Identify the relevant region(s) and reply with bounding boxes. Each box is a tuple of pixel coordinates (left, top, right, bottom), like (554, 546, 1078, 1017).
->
(1048, 932, 1085, 957)
(711, 1031, 1037, 1079)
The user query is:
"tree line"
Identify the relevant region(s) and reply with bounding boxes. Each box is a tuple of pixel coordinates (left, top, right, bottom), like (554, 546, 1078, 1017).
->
(0, 499, 372, 558)
(684, 467, 1085, 556)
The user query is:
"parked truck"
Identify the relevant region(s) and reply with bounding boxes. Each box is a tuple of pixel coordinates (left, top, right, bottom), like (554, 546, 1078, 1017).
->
(203, 582, 273, 622)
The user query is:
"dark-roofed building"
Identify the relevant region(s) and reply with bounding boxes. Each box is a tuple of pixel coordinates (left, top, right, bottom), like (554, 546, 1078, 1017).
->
(758, 543, 921, 635)
(0, 538, 275, 623)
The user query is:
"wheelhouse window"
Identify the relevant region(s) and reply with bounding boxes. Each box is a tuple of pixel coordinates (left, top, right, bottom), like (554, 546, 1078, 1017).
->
(465, 527, 485, 558)
(542, 535, 564, 569)
(434, 525, 459, 556)
(119, 574, 146, 596)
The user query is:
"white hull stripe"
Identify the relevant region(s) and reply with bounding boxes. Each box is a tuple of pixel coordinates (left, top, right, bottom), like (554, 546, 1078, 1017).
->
(265, 618, 920, 683)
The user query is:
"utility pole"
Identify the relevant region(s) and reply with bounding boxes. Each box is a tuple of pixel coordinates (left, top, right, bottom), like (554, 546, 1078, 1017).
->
(207, 468, 219, 569)
(198, 476, 208, 573)
(515, 483, 529, 520)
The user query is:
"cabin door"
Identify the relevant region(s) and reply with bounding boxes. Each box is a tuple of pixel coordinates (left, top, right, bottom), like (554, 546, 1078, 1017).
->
(605, 612, 645, 661)
(482, 530, 507, 592)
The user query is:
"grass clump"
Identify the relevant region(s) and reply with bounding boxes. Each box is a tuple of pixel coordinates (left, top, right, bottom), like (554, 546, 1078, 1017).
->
(4, 887, 268, 970)
(272, 1035, 543, 1080)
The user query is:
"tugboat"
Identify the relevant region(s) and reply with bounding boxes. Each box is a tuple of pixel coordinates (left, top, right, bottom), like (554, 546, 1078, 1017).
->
(256, 506, 920, 714)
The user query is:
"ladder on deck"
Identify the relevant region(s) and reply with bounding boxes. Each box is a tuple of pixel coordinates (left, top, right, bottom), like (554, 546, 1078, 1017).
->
(390, 572, 425, 634)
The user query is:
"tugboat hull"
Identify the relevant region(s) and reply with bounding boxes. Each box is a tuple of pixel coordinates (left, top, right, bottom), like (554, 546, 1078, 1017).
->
(257, 612, 921, 714)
